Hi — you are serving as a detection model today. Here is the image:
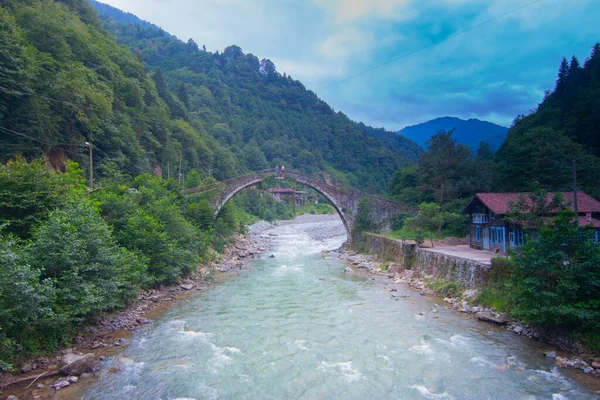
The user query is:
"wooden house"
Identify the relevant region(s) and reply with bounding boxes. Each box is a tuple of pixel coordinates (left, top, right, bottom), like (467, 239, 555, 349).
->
(462, 192, 600, 253)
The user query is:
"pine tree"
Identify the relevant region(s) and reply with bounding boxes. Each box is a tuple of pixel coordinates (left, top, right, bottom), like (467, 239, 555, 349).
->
(569, 55, 581, 73)
(177, 82, 190, 109)
(555, 57, 570, 90)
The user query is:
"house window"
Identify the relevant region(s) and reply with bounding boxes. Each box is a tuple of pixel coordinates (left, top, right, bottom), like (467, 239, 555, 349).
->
(516, 229, 525, 246)
(509, 232, 515, 246)
(473, 214, 490, 224)
(490, 212, 496, 220)
(476, 226, 481, 241)
(496, 227, 503, 244)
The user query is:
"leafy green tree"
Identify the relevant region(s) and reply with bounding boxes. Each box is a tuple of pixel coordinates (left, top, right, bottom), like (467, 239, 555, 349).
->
(0, 157, 84, 238)
(28, 197, 146, 322)
(419, 129, 474, 208)
(0, 233, 55, 364)
(511, 209, 600, 339)
(243, 141, 268, 171)
(505, 184, 568, 232)
(388, 164, 426, 204)
(405, 202, 444, 247)
(355, 197, 378, 233)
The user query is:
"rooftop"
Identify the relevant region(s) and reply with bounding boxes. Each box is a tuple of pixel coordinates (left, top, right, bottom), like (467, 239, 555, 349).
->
(463, 192, 600, 215)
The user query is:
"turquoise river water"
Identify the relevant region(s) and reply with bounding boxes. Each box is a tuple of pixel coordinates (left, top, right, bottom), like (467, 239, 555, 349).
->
(81, 218, 599, 399)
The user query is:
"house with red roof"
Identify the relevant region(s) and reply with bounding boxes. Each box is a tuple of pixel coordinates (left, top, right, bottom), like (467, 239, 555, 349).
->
(462, 192, 600, 253)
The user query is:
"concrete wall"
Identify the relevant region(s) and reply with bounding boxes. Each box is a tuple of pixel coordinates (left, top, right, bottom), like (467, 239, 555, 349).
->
(353, 232, 493, 287)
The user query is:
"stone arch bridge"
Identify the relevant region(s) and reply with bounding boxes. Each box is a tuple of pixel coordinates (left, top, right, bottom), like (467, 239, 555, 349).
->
(183, 169, 409, 242)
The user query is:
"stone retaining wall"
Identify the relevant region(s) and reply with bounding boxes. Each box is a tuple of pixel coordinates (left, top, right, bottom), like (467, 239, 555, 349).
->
(414, 248, 492, 287)
(353, 232, 492, 287)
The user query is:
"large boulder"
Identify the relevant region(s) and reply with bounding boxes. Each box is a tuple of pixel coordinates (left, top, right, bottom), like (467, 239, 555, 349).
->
(59, 353, 95, 376)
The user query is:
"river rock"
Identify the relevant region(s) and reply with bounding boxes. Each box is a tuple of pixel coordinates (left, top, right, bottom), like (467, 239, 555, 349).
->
(180, 284, 195, 291)
(20, 363, 33, 373)
(53, 377, 71, 390)
(475, 312, 508, 325)
(269, 254, 275, 258)
(344, 267, 353, 273)
(59, 353, 95, 376)
(513, 325, 524, 334)
(545, 351, 557, 358)
(7, 396, 19, 400)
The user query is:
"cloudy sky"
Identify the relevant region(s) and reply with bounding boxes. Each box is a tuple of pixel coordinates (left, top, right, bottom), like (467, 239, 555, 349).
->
(99, 0, 598, 130)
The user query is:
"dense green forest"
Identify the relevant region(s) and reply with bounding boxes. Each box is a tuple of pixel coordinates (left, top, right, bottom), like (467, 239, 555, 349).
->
(89, 0, 421, 192)
(0, 0, 338, 368)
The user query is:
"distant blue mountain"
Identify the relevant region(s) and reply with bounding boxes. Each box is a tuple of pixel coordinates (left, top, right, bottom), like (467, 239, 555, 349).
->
(398, 117, 508, 151)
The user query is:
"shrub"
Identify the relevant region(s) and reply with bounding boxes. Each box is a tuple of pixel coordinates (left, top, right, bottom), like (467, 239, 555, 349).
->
(428, 279, 465, 298)
(355, 197, 378, 232)
(0, 157, 84, 238)
(0, 234, 55, 366)
(472, 283, 515, 312)
(510, 211, 600, 333)
(28, 197, 146, 323)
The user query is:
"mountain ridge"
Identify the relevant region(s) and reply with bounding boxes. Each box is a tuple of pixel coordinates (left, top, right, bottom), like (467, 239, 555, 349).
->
(89, 0, 421, 192)
(398, 116, 508, 151)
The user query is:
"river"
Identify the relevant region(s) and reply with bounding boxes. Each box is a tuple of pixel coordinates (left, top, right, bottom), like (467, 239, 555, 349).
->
(80, 217, 598, 399)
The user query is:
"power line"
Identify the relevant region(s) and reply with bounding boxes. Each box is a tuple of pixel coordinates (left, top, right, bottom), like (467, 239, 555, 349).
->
(0, 86, 172, 127)
(0, 125, 87, 157)
(319, 0, 545, 92)
(0, 124, 153, 171)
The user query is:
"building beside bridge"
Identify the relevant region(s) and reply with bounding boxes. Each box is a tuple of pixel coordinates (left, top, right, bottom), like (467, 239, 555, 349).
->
(266, 188, 317, 206)
(463, 191, 600, 253)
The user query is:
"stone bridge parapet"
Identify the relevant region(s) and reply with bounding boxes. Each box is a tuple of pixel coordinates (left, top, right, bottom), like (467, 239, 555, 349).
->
(184, 169, 409, 242)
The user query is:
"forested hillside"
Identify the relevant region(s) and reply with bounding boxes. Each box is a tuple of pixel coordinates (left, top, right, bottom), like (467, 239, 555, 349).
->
(89, 0, 421, 192)
(496, 46, 600, 197)
(388, 43, 600, 239)
(0, 0, 239, 184)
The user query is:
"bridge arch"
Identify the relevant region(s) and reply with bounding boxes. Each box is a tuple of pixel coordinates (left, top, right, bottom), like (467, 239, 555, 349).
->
(214, 171, 353, 240)
(184, 169, 407, 245)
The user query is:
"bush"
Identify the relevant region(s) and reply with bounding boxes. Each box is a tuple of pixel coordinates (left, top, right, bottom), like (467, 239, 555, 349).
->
(355, 197, 378, 232)
(28, 197, 146, 323)
(428, 279, 465, 298)
(0, 234, 55, 365)
(472, 283, 515, 312)
(510, 211, 600, 333)
(97, 177, 203, 285)
(0, 157, 84, 238)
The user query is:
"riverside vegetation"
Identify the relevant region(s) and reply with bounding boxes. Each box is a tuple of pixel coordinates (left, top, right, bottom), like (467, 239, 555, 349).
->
(0, 0, 382, 371)
(1, 0, 600, 382)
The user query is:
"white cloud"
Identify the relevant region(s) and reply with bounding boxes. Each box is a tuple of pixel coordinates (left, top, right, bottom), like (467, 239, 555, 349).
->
(313, 0, 414, 23)
(271, 59, 345, 80)
(319, 27, 372, 58)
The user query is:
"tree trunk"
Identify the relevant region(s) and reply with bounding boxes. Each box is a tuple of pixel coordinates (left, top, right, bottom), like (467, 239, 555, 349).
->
(430, 233, 435, 248)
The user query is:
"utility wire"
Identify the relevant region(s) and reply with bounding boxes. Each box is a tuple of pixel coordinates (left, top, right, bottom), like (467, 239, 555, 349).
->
(0, 125, 154, 171)
(319, 0, 545, 92)
(0, 86, 172, 127)
(0, 125, 88, 157)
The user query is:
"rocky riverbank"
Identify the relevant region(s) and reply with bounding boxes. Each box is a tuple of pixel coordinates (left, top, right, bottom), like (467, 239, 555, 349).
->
(339, 249, 600, 381)
(0, 224, 274, 400)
